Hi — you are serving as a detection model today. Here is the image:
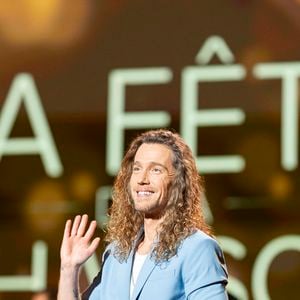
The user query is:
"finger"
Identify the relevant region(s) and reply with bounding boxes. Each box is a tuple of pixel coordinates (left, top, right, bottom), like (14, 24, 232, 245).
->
(88, 237, 101, 254)
(62, 219, 72, 242)
(71, 215, 81, 236)
(77, 214, 88, 237)
(84, 220, 97, 241)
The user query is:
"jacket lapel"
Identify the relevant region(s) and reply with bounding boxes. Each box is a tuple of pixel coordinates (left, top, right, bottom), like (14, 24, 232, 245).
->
(117, 250, 134, 300)
(117, 230, 145, 300)
(131, 255, 156, 300)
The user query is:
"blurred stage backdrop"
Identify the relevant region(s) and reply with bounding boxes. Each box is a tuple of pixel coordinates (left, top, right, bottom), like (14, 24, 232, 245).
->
(0, 0, 299, 299)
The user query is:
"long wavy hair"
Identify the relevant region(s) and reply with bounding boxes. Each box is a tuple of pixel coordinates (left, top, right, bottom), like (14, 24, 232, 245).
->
(105, 129, 211, 262)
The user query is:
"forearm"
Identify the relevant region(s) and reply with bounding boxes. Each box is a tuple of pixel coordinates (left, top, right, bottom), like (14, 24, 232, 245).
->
(57, 264, 81, 300)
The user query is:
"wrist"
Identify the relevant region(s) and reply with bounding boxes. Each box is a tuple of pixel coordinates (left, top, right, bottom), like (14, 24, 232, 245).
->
(60, 263, 80, 274)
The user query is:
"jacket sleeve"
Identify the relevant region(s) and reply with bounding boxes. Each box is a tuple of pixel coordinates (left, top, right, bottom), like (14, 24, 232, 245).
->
(182, 237, 228, 300)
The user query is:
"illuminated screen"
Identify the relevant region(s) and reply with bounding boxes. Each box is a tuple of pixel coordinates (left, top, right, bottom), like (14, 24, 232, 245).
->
(0, 1, 299, 299)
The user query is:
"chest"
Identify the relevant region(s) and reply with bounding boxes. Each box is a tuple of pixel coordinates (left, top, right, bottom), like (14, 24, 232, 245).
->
(98, 254, 185, 300)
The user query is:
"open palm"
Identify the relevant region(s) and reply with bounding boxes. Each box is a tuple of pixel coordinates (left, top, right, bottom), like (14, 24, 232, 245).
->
(60, 214, 100, 268)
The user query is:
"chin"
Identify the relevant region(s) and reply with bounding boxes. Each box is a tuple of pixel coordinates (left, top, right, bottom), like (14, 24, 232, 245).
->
(134, 203, 151, 214)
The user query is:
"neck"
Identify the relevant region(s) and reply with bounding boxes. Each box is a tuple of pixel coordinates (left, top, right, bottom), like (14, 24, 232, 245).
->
(136, 217, 163, 255)
(143, 217, 162, 243)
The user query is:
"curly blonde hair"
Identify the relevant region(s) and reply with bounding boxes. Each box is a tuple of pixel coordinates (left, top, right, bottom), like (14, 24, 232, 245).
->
(105, 129, 211, 262)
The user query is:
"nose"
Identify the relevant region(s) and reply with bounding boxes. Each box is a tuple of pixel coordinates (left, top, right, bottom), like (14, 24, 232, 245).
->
(138, 169, 150, 185)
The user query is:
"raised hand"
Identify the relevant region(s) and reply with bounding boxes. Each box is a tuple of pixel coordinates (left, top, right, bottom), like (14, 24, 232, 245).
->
(60, 214, 100, 269)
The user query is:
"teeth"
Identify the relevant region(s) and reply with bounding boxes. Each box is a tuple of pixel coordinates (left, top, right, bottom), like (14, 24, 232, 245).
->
(137, 191, 153, 196)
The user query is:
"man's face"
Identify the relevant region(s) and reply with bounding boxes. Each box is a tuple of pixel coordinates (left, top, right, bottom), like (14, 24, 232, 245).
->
(129, 143, 175, 218)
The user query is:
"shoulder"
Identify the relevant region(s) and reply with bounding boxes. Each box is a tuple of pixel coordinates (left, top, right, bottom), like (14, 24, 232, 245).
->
(180, 230, 221, 253)
(101, 242, 116, 262)
(178, 230, 226, 267)
(179, 231, 228, 293)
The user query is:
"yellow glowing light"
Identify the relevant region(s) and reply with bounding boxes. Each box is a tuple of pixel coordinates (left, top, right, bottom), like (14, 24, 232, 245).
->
(0, 0, 91, 46)
(69, 171, 97, 203)
(24, 179, 69, 233)
(268, 173, 293, 201)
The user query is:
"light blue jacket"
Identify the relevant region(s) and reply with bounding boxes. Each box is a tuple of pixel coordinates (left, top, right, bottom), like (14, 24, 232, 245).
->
(83, 230, 228, 300)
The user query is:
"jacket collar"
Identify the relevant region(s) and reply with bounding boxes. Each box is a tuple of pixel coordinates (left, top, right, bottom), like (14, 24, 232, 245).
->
(117, 228, 158, 300)
(131, 253, 156, 300)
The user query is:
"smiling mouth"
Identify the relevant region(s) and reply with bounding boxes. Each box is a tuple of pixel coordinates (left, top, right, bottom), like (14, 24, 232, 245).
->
(137, 191, 154, 196)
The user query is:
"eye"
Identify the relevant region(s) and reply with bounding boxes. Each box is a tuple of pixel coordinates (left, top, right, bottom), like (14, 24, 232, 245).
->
(132, 165, 141, 173)
(151, 167, 163, 174)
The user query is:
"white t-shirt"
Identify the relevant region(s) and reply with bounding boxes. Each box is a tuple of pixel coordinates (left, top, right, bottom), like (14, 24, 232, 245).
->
(130, 252, 148, 298)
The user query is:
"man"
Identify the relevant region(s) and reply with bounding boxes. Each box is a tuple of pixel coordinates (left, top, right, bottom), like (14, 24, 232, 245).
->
(58, 129, 228, 299)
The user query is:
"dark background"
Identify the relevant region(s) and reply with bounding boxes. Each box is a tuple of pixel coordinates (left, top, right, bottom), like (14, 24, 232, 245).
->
(0, 1, 299, 299)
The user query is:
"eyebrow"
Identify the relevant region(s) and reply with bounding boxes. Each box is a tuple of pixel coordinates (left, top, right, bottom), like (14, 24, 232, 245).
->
(133, 161, 168, 171)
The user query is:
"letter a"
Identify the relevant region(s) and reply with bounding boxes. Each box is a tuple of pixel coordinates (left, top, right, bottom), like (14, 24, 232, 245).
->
(0, 73, 63, 177)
